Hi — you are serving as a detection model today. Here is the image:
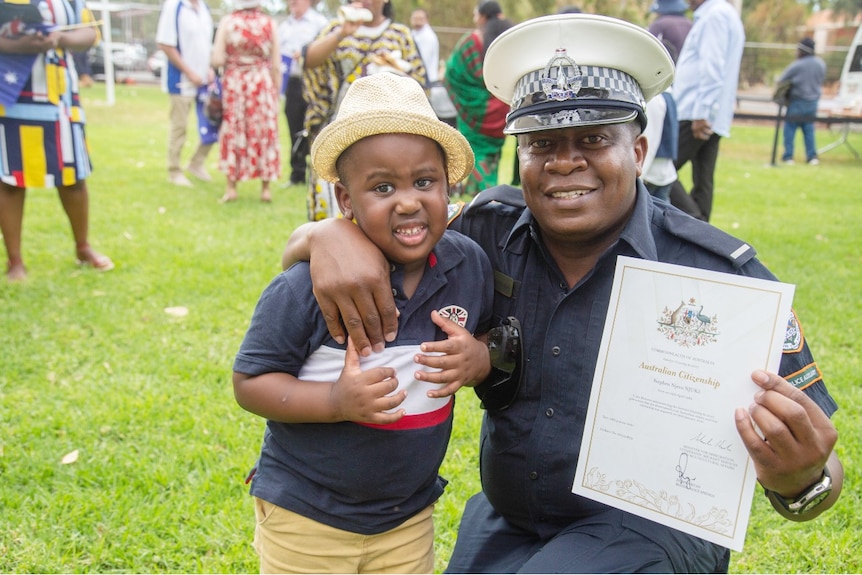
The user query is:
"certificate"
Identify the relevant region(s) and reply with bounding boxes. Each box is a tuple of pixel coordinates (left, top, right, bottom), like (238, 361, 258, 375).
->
(572, 256, 795, 551)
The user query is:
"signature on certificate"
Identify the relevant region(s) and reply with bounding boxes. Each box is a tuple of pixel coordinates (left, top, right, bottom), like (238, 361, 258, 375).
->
(676, 452, 696, 489)
(691, 432, 734, 452)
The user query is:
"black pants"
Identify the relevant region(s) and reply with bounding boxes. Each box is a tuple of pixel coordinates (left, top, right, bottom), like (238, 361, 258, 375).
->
(671, 120, 721, 222)
(284, 76, 308, 183)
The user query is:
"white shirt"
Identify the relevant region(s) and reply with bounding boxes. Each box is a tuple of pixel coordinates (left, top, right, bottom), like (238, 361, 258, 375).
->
(673, 0, 745, 137)
(277, 8, 328, 77)
(411, 23, 439, 83)
(643, 91, 679, 187)
(156, 0, 213, 96)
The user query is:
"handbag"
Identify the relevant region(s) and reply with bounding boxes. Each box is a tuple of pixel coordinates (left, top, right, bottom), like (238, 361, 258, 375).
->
(772, 80, 792, 107)
(203, 78, 223, 125)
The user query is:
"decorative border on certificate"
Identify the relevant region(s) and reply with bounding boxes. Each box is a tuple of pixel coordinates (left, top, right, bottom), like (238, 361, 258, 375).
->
(572, 256, 795, 551)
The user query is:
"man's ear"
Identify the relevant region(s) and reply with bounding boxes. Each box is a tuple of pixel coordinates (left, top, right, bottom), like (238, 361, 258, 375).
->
(334, 182, 354, 220)
(633, 132, 648, 178)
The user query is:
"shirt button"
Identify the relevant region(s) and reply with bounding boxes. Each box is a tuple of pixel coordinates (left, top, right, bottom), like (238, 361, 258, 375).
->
(391, 288, 398, 296)
(559, 282, 566, 290)
(390, 264, 396, 272)
(552, 346, 561, 356)
(545, 408, 554, 417)
(529, 471, 538, 480)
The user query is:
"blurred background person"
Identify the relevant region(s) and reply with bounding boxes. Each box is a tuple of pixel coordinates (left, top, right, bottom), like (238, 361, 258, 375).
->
(647, 0, 692, 58)
(445, 0, 513, 196)
(0, 0, 113, 281)
(212, 0, 281, 203)
(302, 0, 426, 220)
(412, 7, 457, 127)
(642, 39, 681, 203)
(71, 50, 94, 88)
(156, 0, 215, 187)
(278, 0, 327, 186)
(410, 8, 438, 81)
(778, 37, 826, 166)
(670, 0, 744, 222)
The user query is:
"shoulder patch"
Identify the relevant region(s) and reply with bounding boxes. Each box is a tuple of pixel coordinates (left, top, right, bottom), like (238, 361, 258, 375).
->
(662, 209, 757, 268)
(783, 309, 805, 353)
(784, 363, 822, 391)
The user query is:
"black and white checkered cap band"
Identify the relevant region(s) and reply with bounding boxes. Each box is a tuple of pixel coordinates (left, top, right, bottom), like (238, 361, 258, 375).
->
(511, 65, 646, 112)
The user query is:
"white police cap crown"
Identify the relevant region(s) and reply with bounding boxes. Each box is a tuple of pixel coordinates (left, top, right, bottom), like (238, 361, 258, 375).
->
(484, 14, 675, 134)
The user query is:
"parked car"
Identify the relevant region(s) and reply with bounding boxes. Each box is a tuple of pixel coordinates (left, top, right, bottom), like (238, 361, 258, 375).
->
(88, 42, 148, 77)
(147, 49, 167, 78)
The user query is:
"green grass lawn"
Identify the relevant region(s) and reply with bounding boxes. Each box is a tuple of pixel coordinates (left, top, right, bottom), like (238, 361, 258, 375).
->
(1, 84, 859, 573)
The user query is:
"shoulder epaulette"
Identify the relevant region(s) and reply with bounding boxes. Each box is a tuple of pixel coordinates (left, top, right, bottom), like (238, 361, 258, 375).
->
(663, 209, 758, 268)
(463, 185, 526, 214)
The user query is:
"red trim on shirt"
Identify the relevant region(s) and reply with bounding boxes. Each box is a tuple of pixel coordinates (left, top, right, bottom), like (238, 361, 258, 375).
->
(359, 398, 452, 430)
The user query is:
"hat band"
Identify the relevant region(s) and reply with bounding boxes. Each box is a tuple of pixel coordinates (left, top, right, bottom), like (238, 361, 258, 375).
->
(504, 99, 642, 134)
(511, 65, 645, 111)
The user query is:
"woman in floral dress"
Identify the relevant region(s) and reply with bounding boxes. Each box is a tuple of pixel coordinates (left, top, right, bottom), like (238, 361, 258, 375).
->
(211, 0, 280, 203)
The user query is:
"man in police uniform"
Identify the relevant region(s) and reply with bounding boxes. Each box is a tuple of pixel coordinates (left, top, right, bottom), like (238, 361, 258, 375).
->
(282, 14, 843, 573)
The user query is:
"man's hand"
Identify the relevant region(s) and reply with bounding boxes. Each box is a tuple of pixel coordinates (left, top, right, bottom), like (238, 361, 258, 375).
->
(691, 118, 713, 141)
(330, 338, 405, 424)
(414, 310, 492, 398)
(306, 219, 398, 356)
(736, 370, 842, 515)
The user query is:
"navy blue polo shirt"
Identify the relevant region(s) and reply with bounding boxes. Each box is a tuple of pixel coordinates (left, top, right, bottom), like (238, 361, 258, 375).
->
(450, 183, 838, 543)
(234, 229, 493, 535)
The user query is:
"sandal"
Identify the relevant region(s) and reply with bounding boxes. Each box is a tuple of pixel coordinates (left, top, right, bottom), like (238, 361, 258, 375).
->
(76, 244, 114, 272)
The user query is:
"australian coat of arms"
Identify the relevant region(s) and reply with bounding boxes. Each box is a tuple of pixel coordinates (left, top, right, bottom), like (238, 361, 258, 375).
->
(657, 298, 720, 347)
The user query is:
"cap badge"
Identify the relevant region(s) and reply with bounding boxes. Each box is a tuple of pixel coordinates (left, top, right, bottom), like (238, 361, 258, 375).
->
(541, 49, 582, 102)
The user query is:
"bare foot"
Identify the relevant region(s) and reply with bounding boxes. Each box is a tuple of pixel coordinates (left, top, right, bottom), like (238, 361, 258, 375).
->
(76, 244, 114, 272)
(6, 259, 26, 282)
(219, 188, 238, 203)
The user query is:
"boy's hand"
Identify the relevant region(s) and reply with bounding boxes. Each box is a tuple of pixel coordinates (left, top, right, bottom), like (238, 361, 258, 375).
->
(414, 310, 491, 398)
(330, 337, 406, 424)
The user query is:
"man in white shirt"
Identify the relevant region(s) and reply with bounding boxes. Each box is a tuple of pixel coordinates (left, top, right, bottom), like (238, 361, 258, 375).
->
(671, 0, 744, 222)
(410, 8, 456, 126)
(278, 0, 327, 185)
(156, 0, 214, 187)
(410, 8, 439, 83)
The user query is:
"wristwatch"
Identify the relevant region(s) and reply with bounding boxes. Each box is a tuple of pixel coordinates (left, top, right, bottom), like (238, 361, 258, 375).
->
(765, 466, 832, 515)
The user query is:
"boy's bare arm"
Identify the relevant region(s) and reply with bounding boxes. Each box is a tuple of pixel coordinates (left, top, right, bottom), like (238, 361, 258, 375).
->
(233, 340, 406, 425)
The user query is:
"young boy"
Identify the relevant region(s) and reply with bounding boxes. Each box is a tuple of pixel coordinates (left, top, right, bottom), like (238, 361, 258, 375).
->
(232, 73, 494, 574)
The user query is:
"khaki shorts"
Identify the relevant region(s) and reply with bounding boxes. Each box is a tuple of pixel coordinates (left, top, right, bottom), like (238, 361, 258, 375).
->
(253, 497, 435, 574)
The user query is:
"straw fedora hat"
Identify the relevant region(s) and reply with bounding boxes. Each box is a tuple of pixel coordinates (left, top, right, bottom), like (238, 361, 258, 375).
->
(311, 73, 474, 185)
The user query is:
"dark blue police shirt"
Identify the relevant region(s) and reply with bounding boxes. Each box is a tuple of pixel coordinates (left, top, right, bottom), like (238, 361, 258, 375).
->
(450, 182, 838, 539)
